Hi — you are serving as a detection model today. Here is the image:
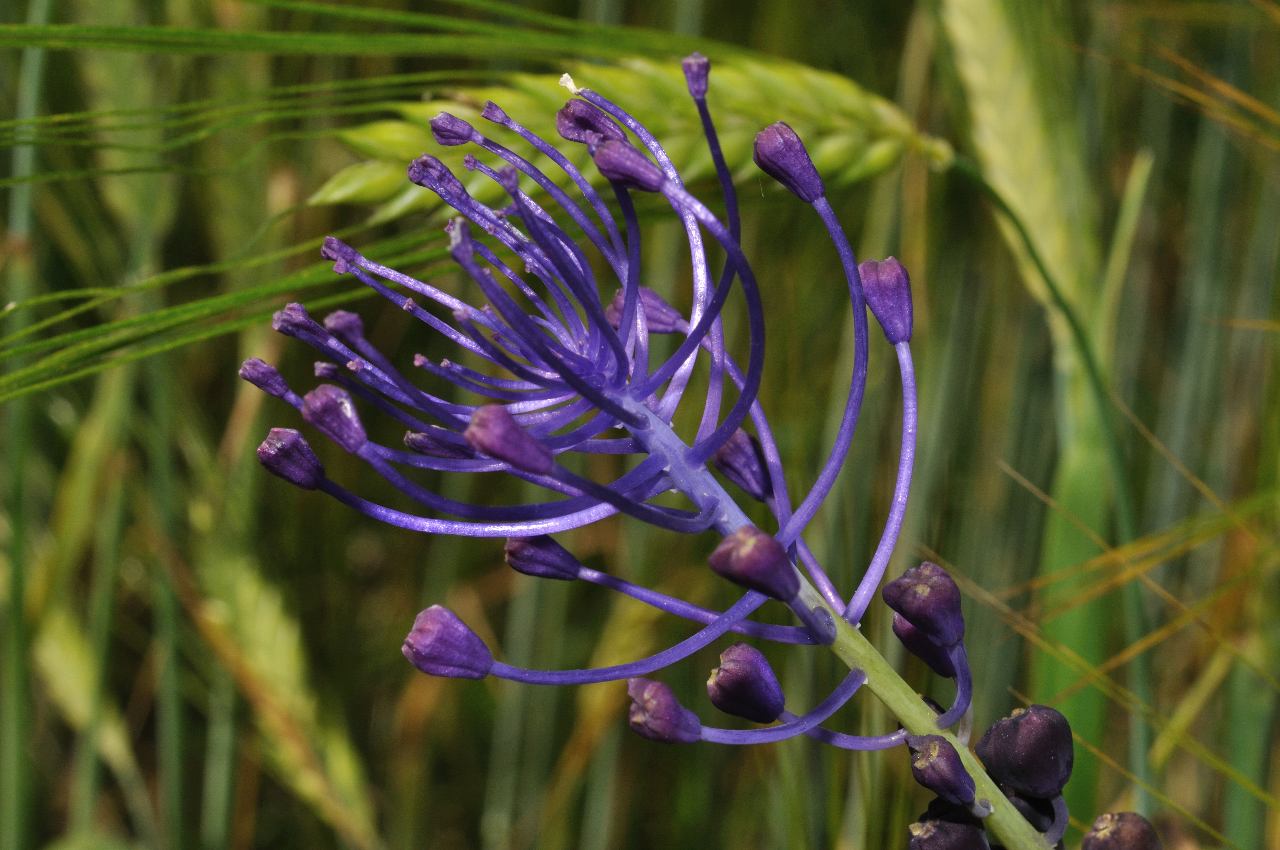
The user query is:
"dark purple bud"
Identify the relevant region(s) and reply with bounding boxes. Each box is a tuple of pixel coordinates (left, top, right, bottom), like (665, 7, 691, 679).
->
(711, 429, 772, 503)
(503, 536, 581, 581)
(323, 310, 365, 346)
(859, 257, 913, 344)
(604, 287, 685, 334)
(753, 122, 825, 203)
(480, 101, 509, 124)
(321, 236, 359, 274)
(404, 429, 474, 459)
(464, 404, 553, 474)
(907, 820, 990, 850)
(1001, 788, 1055, 833)
(706, 643, 784, 723)
(429, 112, 479, 147)
(893, 613, 956, 678)
(707, 526, 799, 601)
(256, 428, 324, 489)
(408, 154, 466, 197)
(626, 678, 700, 744)
(975, 705, 1073, 799)
(401, 605, 494, 679)
(302, 384, 367, 453)
(881, 561, 965, 647)
(239, 358, 291, 399)
(1082, 813, 1162, 850)
(272, 302, 323, 339)
(908, 735, 975, 806)
(682, 52, 710, 99)
(556, 99, 625, 145)
(592, 140, 665, 193)
(919, 797, 980, 826)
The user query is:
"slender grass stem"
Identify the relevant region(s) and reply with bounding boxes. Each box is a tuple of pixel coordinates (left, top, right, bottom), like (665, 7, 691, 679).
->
(2, 2, 54, 846)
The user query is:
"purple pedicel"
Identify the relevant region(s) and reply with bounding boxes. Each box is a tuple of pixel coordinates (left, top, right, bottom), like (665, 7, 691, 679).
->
(247, 54, 976, 802)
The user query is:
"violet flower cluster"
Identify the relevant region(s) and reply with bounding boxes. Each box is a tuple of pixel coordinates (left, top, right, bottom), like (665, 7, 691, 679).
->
(243, 54, 1162, 850)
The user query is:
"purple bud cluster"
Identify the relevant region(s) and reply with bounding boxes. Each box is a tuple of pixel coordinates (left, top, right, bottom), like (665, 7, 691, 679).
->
(241, 53, 1151, 849)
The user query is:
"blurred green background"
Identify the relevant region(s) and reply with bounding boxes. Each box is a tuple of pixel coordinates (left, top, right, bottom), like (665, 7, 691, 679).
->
(2, 0, 1277, 848)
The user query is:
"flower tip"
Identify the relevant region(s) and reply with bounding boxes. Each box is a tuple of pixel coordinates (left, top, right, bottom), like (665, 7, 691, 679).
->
(859, 257, 913, 344)
(558, 72, 579, 94)
(272, 302, 319, 338)
(556, 100, 625, 145)
(626, 678, 700, 743)
(301, 384, 367, 453)
(408, 154, 465, 197)
(256, 428, 324, 489)
(323, 309, 365, 344)
(707, 643, 785, 723)
(480, 100, 509, 124)
(707, 526, 799, 601)
(429, 111, 477, 147)
(464, 405, 553, 475)
(682, 52, 710, 98)
(711, 428, 772, 503)
(1083, 812, 1162, 850)
(753, 121, 825, 203)
(239, 358, 290, 399)
(907, 819, 989, 850)
(881, 561, 964, 647)
(592, 139, 665, 193)
(907, 736, 976, 806)
(320, 236, 358, 274)
(975, 704, 1074, 799)
(503, 536, 581, 581)
(402, 605, 494, 679)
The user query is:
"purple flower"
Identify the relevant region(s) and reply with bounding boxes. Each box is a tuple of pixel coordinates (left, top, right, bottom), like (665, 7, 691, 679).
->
(242, 53, 1058, 844)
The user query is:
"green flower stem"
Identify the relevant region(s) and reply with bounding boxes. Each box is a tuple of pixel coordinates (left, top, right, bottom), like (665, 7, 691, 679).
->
(796, 581, 1055, 850)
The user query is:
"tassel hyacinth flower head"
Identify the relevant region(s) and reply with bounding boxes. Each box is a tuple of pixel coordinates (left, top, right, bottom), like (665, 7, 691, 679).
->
(243, 53, 1161, 850)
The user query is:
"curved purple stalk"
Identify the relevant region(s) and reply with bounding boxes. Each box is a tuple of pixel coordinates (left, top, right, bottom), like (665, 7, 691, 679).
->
(488, 591, 767, 684)
(844, 341, 918, 623)
(793, 720, 908, 752)
(1046, 796, 1069, 846)
(776, 196, 869, 547)
(934, 644, 973, 730)
(699, 669, 865, 744)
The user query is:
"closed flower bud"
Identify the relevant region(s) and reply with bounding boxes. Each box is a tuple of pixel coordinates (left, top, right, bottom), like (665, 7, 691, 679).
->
(239, 358, 291, 399)
(503, 536, 580, 581)
(706, 643, 784, 723)
(908, 819, 990, 850)
(402, 605, 494, 679)
(1082, 812, 1162, 850)
(604, 286, 685, 334)
(682, 52, 710, 98)
(592, 140, 666, 193)
(302, 384, 367, 453)
(753, 122, 825, 203)
(975, 705, 1073, 799)
(408, 154, 466, 198)
(323, 310, 365, 346)
(882, 561, 965, 647)
(707, 526, 799, 601)
(256, 428, 324, 489)
(908, 735, 976, 805)
(858, 257, 913, 344)
(321, 236, 358, 274)
(429, 112, 479, 147)
(627, 678, 701, 743)
(272, 302, 323, 339)
(480, 101, 509, 124)
(892, 613, 956, 678)
(711, 428, 772, 503)
(464, 405, 554, 474)
(556, 99, 625, 144)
